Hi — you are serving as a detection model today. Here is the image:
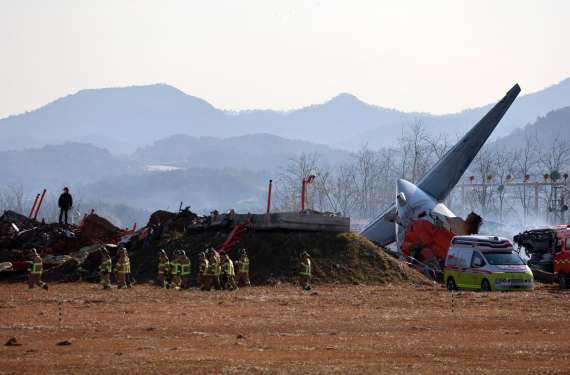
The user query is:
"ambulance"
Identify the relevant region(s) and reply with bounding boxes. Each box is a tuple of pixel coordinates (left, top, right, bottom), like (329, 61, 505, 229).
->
(444, 235, 534, 291)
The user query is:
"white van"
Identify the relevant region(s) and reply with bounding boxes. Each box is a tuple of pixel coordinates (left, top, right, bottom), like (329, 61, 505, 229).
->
(444, 235, 534, 291)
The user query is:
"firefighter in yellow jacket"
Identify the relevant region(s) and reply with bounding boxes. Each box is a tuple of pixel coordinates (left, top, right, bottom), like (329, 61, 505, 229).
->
(27, 248, 48, 290)
(170, 250, 181, 290)
(178, 250, 191, 289)
(201, 249, 221, 291)
(221, 252, 238, 291)
(114, 248, 131, 289)
(157, 249, 170, 288)
(197, 251, 208, 289)
(99, 247, 112, 289)
(235, 248, 251, 287)
(299, 251, 312, 291)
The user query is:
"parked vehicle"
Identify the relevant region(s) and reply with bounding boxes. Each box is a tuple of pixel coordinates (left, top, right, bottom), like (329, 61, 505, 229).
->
(514, 225, 570, 289)
(444, 235, 534, 291)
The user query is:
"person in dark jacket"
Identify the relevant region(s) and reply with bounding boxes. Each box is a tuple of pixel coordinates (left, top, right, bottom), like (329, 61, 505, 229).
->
(58, 187, 73, 225)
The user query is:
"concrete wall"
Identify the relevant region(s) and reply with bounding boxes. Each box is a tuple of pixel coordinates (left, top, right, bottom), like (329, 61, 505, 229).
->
(236, 212, 350, 233)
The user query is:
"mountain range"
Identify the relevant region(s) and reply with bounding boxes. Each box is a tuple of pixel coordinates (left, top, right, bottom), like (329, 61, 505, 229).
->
(132, 133, 351, 170)
(2, 78, 570, 153)
(1, 79, 570, 227)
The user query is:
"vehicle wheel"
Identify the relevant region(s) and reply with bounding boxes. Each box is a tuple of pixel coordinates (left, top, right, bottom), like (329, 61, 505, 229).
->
(560, 273, 568, 289)
(481, 279, 492, 292)
(446, 277, 457, 291)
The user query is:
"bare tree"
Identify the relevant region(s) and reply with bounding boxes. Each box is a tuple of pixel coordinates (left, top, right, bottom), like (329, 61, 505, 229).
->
(351, 145, 381, 218)
(398, 120, 432, 182)
(301, 162, 355, 216)
(467, 147, 496, 217)
(274, 153, 322, 211)
(423, 132, 451, 160)
(494, 148, 516, 221)
(513, 132, 538, 223)
(538, 135, 570, 173)
(0, 185, 25, 215)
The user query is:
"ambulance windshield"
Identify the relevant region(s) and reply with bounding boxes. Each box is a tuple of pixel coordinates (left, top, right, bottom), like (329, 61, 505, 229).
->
(483, 251, 524, 266)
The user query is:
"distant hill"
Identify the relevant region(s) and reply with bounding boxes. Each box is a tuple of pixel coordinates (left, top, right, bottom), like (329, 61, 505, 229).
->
(2, 79, 570, 153)
(132, 133, 351, 170)
(494, 106, 570, 148)
(0, 136, 345, 222)
(2, 106, 568, 226)
(80, 167, 268, 214)
(0, 84, 224, 153)
(0, 142, 131, 189)
(342, 79, 570, 149)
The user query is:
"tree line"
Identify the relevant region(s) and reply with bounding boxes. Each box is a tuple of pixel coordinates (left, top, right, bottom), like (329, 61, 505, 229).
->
(274, 122, 570, 226)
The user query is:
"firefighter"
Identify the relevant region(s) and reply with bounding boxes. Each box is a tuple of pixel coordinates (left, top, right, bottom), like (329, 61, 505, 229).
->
(170, 250, 181, 290)
(179, 250, 191, 289)
(114, 248, 131, 289)
(212, 248, 221, 266)
(235, 248, 251, 287)
(157, 249, 170, 288)
(197, 252, 208, 289)
(27, 248, 48, 290)
(220, 252, 238, 291)
(299, 251, 312, 291)
(99, 248, 112, 289)
(212, 249, 222, 290)
(201, 249, 221, 291)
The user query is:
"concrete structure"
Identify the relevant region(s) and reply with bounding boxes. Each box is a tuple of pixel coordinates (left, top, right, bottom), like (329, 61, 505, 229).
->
(234, 212, 350, 233)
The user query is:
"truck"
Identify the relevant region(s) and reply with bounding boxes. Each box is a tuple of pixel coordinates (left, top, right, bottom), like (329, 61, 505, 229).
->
(513, 225, 570, 289)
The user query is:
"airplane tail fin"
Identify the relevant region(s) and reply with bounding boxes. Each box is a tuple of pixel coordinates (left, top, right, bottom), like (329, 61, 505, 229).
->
(417, 84, 521, 201)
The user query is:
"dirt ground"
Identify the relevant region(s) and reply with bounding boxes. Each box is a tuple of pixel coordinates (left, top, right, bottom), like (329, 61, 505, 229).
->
(0, 282, 569, 375)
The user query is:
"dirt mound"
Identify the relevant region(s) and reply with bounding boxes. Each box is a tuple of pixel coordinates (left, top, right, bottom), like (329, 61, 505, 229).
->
(130, 229, 428, 286)
(79, 214, 121, 243)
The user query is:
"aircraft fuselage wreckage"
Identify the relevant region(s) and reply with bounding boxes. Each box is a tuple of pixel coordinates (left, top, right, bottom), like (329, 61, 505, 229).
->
(360, 84, 521, 270)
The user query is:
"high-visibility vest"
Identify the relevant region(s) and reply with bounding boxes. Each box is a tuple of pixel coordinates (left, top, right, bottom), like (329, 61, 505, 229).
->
(158, 260, 170, 274)
(299, 259, 311, 276)
(238, 258, 249, 273)
(180, 258, 191, 276)
(170, 261, 180, 276)
(31, 261, 43, 274)
(214, 262, 221, 277)
(116, 258, 130, 274)
(199, 259, 209, 274)
(222, 259, 235, 276)
(100, 258, 112, 273)
(206, 261, 219, 276)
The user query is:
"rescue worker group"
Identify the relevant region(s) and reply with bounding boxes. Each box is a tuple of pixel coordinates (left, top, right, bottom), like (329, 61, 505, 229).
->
(26, 247, 313, 292)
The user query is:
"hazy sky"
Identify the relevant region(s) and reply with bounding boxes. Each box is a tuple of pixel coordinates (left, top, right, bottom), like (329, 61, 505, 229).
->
(1, 0, 569, 118)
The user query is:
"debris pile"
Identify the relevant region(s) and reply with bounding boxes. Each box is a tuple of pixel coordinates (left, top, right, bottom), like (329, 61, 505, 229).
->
(1, 208, 428, 286)
(0, 210, 122, 281)
(147, 208, 234, 234)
